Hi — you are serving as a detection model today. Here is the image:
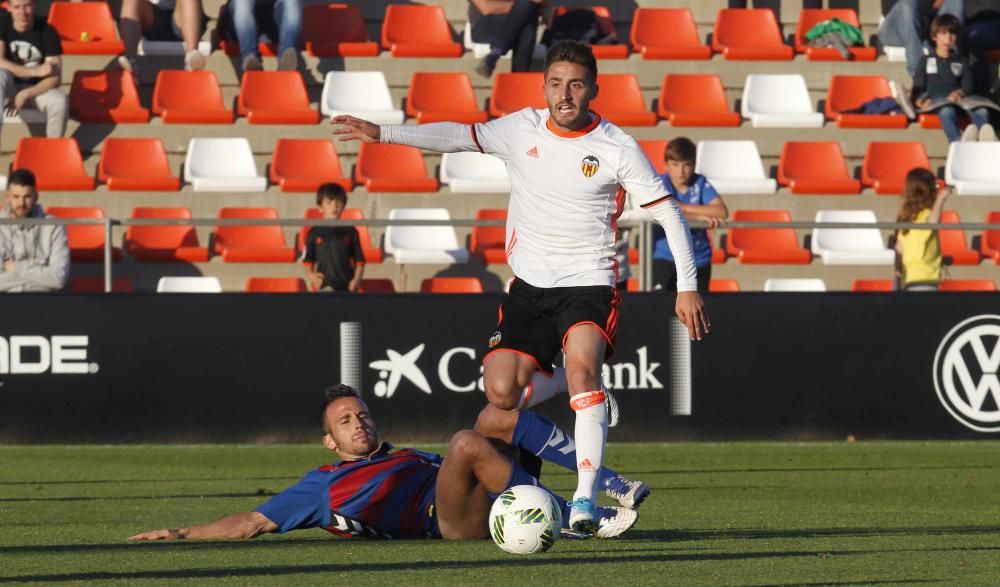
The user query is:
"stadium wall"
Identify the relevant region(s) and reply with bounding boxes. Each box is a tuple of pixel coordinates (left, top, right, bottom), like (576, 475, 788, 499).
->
(0, 294, 997, 442)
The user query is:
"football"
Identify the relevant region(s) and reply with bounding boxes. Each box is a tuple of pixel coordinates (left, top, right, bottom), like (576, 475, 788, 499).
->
(488, 484, 561, 554)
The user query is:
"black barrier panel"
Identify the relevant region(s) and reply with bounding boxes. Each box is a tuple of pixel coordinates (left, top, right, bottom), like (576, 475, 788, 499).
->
(0, 293, 997, 442)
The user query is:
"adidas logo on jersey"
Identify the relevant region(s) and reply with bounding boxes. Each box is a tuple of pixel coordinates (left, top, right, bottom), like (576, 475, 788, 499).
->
(526, 146, 539, 158)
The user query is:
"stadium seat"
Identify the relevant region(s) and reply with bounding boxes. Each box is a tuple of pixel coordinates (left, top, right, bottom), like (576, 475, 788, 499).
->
(940, 210, 982, 265)
(712, 9, 793, 60)
(405, 72, 488, 124)
(359, 278, 396, 293)
(213, 207, 296, 263)
(302, 3, 379, 57)
(246, 277, 308, 293)
(184, 138, 267, 192)
(861, 142, 931, 194)
(237, 71, 319, 125)
(70, 276, 134, 293)
(709, 279, 740, 292)
(982, 211, 1000, 263)
(638, 140, 667, 174)
(385, 208, 470, 264)
(852, 279, 894, 291)
(778, 142, 862, 194)
(695, 140, 777, 194)
(47, 1, 124, 55)
(825, 76, 908, 128)
(811, 209, 894, 265)
(488, 72, 545, 118)
(630, 8, 711, 60)
(591, 74, 656, 126)
(763, 278, 827, 292)
(657, 74, 740, 127)
(321, 71, 404, 124)
(354, 143, 438, 192)
(440, 152, 510, 193)
(270, 139, 351, 193)
(70, 70, 149, 123)
(98, 138, 180, 191)
(47, 207, 120, 262)
(381, 5, 462, 57)
(125, 207, 210, 262)
(725, 210, 812, 264)
(945, 142, 1000, 195)
(741, 74, 824, 128)
(470, 208, 507, 264)
(152, 71, 233, 124)
(548, 6, 627, 58)
(940, 279, 997, 291)
(156, 276, 222, 293)
(299, 208, 384, 264)
(13, 138, 93, 190)
(420, 277, 484, 293)
(794, 9, 876, 61)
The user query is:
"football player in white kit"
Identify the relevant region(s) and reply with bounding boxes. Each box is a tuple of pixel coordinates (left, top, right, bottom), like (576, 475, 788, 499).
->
(333, 40, 709, 535)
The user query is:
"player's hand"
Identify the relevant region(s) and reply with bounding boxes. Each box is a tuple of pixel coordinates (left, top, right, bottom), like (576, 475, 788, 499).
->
(947, 90, 962, 103)
(330, 115, 380, 143)
(307, 272, 323, 291)
(675, 291, 709, 341)
(704, 216, 724, 229)
(6, 89, 30, 116)
(915, 97, 931, 109)
(128, 528, 182, 541)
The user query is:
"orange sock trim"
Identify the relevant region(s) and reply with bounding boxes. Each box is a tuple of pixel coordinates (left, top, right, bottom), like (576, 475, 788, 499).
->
(569, 390, 605, 411)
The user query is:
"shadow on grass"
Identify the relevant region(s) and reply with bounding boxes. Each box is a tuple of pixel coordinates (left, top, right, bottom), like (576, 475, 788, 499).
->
(0, 491, 278, 504)
(627, 526, 1000, 541)
(729, 580, 938, 587)
(0, 477, 297, 487)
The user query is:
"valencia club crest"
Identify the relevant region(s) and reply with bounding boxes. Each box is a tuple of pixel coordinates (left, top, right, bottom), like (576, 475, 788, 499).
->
(581, 155, 599, 178)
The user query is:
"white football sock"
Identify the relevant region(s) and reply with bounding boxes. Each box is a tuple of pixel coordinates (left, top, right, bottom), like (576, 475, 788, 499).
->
(570, 389, 607, 502)
(517, 367, 568, 410)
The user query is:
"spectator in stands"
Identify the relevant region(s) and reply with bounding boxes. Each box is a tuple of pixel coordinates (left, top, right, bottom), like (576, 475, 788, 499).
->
(0, 0, 68, 139)
(0, 168, 69, 292)
(303, 183, 364, 293)
(962, 1, 1000, 94)
(117, 0, 206, 75)
(879, 0, 963, 78)
(912, 14, 997, 142)
(728, 0, 860, 21)
(471, 0, 544, 77)
(894, 168, 949, 291)
(224, 0, 301, 72)
(651, 138, 727, 292)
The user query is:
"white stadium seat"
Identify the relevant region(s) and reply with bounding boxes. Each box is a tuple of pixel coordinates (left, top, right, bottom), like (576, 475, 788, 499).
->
(811, 209, 894, 265)
(385, 208, 470, 264)
(695, 140, 777, 194)
(156, 276, 222, 293)
(184, 138, 267, 192)
(741, 74, 824, 128)
(440, 152, 511, 193)
(321, 71, 404, 125)
(764, 278, 827, 292)
(945, 142, 1000, 195)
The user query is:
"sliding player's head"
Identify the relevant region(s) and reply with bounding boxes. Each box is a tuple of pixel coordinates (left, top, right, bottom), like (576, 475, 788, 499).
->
(321, 384, 379, 459)
(543, 40, 599, 132)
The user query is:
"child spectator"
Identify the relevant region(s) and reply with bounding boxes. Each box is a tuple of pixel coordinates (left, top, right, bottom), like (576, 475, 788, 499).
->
(894, 168, 949, 291)
(302, 183, 364, 293)
(650, 137, 727, 292)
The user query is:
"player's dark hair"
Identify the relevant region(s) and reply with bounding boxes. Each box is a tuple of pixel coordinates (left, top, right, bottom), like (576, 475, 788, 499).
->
(316, 183, 347, 207)
(8, 168, 37, 191)
(665, 138, 697, 164)
(543, 40, 597, 83)
(321, 384, 361, 433)
(930, 13, 961, 40)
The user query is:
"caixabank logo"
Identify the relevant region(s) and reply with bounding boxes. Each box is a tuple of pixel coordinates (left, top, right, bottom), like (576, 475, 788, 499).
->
(0, 335, 98, 375)
(933, 315, 1000, 433)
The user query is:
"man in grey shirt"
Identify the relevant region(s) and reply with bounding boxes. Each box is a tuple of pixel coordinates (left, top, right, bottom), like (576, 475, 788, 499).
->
(0, 168, 69, 292)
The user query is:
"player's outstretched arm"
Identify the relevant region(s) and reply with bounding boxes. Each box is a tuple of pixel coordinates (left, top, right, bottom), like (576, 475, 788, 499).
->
(675, 291, 710, 341)
(331, 115, 381, 143)
(128, 512, 278, 541)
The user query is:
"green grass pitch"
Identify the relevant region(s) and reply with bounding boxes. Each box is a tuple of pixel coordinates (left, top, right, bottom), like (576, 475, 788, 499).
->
(2, 442, 999, 586)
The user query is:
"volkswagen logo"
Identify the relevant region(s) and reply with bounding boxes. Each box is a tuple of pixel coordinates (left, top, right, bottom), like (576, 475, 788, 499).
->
(932, 315, 1000, 433)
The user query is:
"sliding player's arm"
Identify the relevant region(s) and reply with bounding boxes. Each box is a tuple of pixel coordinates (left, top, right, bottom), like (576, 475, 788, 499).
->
(128, 512, 278, 541)
(332, 113, 519, 159)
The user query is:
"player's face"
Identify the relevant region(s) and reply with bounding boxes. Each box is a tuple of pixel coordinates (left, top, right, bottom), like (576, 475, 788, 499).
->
(323, 397, 378, 460)
(6, 184, 37, 219)
(666, 159, 694, 189)
(543, 61, 597, 132)
(319, 197, 345, 220)
(9, 0, 34, 29)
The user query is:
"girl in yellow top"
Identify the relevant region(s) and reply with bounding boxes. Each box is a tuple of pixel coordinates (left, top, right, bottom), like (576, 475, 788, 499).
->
(894, 168, 951, 291)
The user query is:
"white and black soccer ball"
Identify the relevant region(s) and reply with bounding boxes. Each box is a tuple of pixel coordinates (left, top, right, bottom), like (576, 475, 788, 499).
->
(488, 484, 561, 554)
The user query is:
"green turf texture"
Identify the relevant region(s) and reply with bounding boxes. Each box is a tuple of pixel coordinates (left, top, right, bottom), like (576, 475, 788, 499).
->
(2, 442, 998, 586)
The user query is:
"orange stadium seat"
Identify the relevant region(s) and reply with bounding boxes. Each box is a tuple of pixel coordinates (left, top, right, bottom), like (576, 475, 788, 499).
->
(852, 279, 894, 291)
(354, 143, 439, 192)
(657, 74, 740, 127)
(246, 277, 309, 292)
(626, 277, 639, 292)
(152, 71, 233, 124)
(70, 276, 134, 293)
(381, 5, 462, 57)
(709, 278, 740, 292)
(825, 76, 908, 129)
(630, 8, 711, 60)
(940, 210, 982, 265)
(405, 72, 488, 124)
(591, 74, 656, 126)
(420, 277, 484, 293)
(48, 1, 124, 55)
(299, 208, 383, 263)
(359, 278, 396, 293)
(70, 70, 149, 123)
(47, 206, 121, 262)
(98, 138, 180, 191)
(237, 71, 319, 124)
(488, 72, 545, 118)
(778, 141, 862, 194)
(13, 138, 93, 190)
(303, 3, 379, 57)
(794, 9, 876, 61)
(725, 210, 812, 264)
(549, 6, 627, 58)
(861, 142, 931, 194)
(470, 208, 507, 264)
(126, 207, 210, 263)
(637, 140, 667, 174)
(270, 139, 351, 193)
(712, 9, 793, 60)
(214, 208, 296, 263)
(940, 279, 997, 291)
(983, 211, 1000, 263)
